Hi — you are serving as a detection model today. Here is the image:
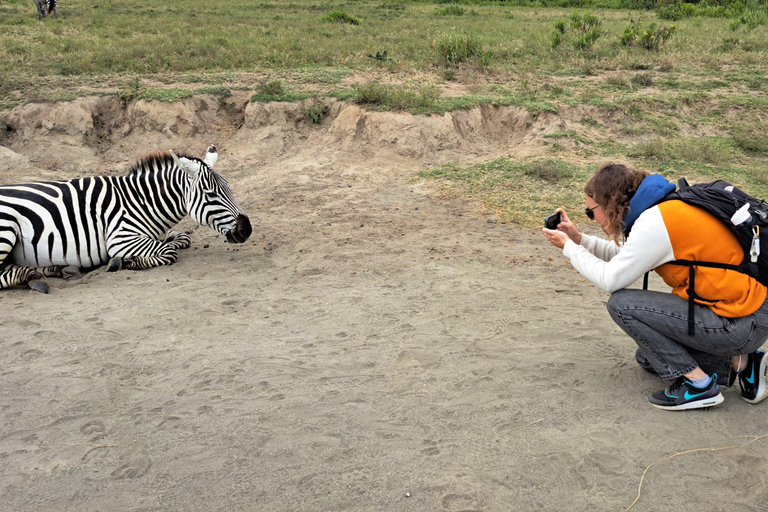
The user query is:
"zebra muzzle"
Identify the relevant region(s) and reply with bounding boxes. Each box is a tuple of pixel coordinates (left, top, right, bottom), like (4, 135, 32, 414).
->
(226, 214, 252, 244)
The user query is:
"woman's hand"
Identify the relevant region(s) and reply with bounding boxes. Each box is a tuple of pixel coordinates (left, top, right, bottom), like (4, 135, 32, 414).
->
(542, 208, 582, 249)
(556, 208, 582, 245)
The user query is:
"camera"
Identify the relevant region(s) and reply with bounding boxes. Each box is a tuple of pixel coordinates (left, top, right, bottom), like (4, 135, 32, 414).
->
(545, 212, 561, 230)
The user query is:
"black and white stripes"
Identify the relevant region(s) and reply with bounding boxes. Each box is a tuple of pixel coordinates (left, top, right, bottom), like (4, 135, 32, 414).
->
(0, 146, 251, 291)
(33, 0, 57, 19)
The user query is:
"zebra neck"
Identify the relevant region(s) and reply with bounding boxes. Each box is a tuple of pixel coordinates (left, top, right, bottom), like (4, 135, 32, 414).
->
(116, 169, 189, 231)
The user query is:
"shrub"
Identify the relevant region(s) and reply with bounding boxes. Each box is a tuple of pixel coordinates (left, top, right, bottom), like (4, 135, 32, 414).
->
(434, 5, 465, 15)
(551, 11, 603, 51)
(352, 82, 441, 111)
(305, 102, 327, 124)
(257, 79, 284, 96)
(620, 20, 676, 51)
(321, 10, 360, 25)
(430, 32, 484, 65)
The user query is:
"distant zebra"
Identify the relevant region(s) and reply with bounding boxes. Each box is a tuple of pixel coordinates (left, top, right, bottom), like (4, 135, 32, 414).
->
(33, 0, 57, 19)
(0, 145, 252, 293)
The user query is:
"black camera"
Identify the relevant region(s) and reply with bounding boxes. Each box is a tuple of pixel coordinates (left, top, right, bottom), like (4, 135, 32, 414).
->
(545, 212, 561, 230)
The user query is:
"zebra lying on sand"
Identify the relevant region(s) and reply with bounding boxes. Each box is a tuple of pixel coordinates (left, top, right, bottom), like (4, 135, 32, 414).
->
(0, 145, 251, 293)
(33, 0, 57, 19)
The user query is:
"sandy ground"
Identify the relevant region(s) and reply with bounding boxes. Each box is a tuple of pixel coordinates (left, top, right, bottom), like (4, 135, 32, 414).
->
(1, 97, 768, 512)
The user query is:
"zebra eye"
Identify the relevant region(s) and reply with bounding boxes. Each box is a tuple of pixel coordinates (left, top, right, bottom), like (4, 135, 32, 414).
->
(204, 190, 218, 201)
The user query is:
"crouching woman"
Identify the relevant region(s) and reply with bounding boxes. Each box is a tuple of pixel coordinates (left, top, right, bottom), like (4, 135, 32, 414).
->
(543, 162, 768, 411)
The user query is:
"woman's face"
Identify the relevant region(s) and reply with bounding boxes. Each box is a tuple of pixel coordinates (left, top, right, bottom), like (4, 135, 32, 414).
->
(586, 195, 611, 236)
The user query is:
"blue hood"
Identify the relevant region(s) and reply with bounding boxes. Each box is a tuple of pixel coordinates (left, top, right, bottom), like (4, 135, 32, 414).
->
(622, 174, 676, 236)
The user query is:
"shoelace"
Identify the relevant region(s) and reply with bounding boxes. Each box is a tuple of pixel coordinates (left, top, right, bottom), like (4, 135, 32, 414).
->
(668, 377, 687, 392)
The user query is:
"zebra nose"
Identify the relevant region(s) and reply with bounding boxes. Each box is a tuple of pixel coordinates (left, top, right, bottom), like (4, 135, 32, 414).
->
(228, 214, 251, 243)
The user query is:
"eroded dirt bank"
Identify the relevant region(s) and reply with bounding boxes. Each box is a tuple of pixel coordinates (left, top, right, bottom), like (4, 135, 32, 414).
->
(1, 98, 767, 512)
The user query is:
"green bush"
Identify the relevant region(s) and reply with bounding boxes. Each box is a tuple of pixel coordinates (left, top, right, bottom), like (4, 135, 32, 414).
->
(352, 82, 440, 111)
(620, 20, 676, 51)
(257, 79, 284, 96)
(321, 10, 360, 25)
(430, 32, 485, 65)
(551, 11, 603, 50)
(434, 5, 466, 15)
(305, 102, 327, 124)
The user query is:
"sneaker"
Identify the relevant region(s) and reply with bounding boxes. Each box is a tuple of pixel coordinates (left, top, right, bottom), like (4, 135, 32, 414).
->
(647, 375, 724, 411)
(738, 350, 768, 404)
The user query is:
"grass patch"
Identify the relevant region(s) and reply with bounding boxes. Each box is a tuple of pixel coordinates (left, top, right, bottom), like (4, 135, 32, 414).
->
(351, 81, 441, 111)
(418, 158, 586, 227)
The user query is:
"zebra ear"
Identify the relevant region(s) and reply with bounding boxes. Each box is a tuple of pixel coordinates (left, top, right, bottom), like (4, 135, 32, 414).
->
(204, 145, 218, 168)
(170, 150, 200, 180)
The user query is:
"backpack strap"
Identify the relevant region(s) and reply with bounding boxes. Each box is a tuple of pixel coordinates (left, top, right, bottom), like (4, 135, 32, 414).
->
(664, 259, 741, 335)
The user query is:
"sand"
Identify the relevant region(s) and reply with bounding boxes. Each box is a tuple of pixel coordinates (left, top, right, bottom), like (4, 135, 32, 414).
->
(1, 96, 767, 512)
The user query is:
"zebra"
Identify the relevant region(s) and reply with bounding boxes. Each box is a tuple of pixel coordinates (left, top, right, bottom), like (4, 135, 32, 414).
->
(0, 145, 252, 293)
(33, 0, 57, 19)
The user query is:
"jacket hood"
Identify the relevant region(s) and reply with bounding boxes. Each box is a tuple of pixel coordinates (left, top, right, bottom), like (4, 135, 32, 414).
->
(623, 174, 676, 236)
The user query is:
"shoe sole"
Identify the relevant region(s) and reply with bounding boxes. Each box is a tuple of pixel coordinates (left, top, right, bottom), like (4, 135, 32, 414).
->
(743, 355, 768, 405)
(648, 392, 725, 411)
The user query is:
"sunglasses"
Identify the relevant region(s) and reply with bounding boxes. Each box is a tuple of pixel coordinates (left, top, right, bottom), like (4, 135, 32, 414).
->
(584, 204, 600, 220)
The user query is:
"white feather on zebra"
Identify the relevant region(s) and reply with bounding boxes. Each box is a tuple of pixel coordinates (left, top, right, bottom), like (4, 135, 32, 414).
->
(0, 145, 251, 293)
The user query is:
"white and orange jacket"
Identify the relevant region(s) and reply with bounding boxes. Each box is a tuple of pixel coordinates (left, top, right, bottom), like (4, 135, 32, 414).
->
(563, 199, 767, 318)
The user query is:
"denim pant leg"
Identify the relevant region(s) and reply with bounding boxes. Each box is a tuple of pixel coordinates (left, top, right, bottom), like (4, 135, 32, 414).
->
(635, 347, 733, 386)
(607, 289, 768, 383)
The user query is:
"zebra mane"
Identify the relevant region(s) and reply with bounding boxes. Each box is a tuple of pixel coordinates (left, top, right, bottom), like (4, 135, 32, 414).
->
(128, 151, 195, 176)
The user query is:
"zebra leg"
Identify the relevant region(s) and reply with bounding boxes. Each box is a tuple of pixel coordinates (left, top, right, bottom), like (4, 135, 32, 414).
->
(0, 264, 47, 293)
(36, 265, 81, 280)
(33, 0, 46, 18)
(163, 231, 192, 250)
(49, 0, 57, 18)
(107, 245, 178, 272)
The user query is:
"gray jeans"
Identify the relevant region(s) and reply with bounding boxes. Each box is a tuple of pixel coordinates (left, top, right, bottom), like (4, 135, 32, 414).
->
(607, 289, 768, 385)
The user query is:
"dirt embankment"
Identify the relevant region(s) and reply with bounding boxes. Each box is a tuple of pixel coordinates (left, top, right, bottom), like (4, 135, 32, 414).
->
(0, 93, 611, 180)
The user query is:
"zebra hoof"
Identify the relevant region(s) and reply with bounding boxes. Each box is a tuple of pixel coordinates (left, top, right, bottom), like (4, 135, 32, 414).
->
(62, 266, 81, 280)
(28, 280, 49, 294)
(107, 257, 123, 272)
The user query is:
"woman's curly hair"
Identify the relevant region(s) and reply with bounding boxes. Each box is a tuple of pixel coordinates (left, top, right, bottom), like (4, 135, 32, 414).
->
(584, 163, 648, 243)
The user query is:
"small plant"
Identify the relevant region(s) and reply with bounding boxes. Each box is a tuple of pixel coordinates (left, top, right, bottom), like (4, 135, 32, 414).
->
(440, 68, 457, 81)
(367, 50, 389, 62)
(118, 76, 142, 109)
(257, 79, 284, 96)
(620, 20, 676, 51)
(352, 82, 440, 111)
(631, 73, 654, 87)
(354, 81, 391, 105)
(434, 5, 465, 16)
(321, 10, 360, 25)
(305, 101, 327, 124)
(430, 31, 484, 66)
(551, 11, 603, 51)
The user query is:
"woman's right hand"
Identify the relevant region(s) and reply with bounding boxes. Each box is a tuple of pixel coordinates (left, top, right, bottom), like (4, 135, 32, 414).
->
(555, 208, 582, 245)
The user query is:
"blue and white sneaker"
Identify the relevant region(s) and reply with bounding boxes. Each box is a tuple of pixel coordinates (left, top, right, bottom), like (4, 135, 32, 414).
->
(738, 350, 768, 404)
(647, 375, 724, 411)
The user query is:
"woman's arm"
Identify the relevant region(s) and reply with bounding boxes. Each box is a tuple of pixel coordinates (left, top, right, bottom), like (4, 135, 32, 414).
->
(562, 207, 675, 293)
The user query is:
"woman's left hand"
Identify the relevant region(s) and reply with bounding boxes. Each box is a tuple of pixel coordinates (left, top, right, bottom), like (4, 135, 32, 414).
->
(542, 228, 569, 250)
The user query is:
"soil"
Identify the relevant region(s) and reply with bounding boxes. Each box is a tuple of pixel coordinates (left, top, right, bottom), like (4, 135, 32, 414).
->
(1, 95, 767, 512)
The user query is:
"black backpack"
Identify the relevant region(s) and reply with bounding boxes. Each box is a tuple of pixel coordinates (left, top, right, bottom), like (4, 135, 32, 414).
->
(645, 178, 768, 334)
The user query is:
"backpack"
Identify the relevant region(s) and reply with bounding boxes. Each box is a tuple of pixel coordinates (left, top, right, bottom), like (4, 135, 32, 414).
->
(645, 178, 768, 334)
